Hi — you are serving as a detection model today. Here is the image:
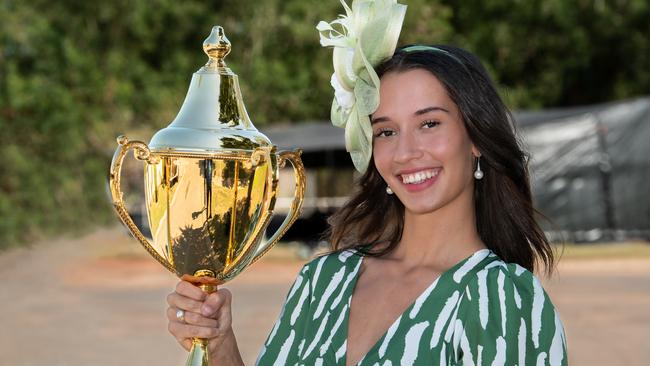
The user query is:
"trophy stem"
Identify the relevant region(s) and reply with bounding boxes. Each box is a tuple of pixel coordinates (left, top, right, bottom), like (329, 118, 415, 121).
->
(185, 270, 218, 366)
(185, 338, 210, 366)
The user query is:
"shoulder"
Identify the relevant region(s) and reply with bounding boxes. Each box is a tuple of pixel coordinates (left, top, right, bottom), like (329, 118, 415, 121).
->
(448, 256, 567, 365)
(463, 258, 552, 307)
(457, 255, 566, 352)
(459, 256, 557, 314)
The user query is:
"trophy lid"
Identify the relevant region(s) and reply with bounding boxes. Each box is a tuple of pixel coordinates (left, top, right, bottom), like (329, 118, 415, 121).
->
(149, 26, 272, 153)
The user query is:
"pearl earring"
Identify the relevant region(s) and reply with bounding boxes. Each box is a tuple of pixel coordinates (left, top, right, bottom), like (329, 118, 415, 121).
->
(386, 186, 393, 195)
(474, 156, 484, 180)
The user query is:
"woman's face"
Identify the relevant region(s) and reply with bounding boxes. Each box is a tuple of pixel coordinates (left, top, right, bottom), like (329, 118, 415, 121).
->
(371, 69, 479, 215)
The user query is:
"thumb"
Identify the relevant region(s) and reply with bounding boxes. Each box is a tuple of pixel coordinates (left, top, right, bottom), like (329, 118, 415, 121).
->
(201, 288, 232, 318)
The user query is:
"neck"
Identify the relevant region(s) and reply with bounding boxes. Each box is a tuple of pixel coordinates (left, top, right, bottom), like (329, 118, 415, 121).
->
(391, 190, 485, 268)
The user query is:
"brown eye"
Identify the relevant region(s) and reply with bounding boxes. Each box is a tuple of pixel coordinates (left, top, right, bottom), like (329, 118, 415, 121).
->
(374, 129, 395, 138)
(422, 120, 440, 128)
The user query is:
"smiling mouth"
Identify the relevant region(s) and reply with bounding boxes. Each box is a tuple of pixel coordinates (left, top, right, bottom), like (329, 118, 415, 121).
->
(399, 168, 441, 184)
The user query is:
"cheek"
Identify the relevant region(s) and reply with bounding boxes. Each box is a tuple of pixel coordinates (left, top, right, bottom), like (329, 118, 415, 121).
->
(425, 126, 471, 158)
(372, 141, 392, 174)
(421, 134, 451, 157)
(424, 134, 472, 174)
(372, 142, 389, 169)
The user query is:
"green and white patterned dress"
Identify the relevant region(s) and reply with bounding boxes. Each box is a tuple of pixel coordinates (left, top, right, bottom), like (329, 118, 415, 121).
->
(256, 248, 567, 365)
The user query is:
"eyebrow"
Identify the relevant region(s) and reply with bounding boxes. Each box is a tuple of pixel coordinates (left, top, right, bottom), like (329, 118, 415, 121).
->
(371, 106, 450, 124)
(415, 106, 450, 116)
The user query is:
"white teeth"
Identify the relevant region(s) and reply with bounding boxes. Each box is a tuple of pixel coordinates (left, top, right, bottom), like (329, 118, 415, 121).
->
(400, 169, 439, 184)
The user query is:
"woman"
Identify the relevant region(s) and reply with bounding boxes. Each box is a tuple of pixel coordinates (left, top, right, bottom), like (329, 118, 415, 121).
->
(165, 43, 568, 365)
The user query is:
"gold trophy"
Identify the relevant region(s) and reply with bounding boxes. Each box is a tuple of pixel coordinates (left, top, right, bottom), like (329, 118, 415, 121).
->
(108, 26, 305, 366)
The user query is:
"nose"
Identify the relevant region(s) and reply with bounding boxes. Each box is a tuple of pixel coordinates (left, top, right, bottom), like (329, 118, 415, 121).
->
(393, 131, 423, 164)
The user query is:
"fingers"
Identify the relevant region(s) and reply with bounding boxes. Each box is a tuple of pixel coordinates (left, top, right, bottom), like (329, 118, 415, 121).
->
(166, 307, 219, 328)
(176, 281, 208, 301)
(166, 306, 220, 352)
(168, 320, 220, 340)
(167, 290, 204, 314)
(166, 282, 234, 353)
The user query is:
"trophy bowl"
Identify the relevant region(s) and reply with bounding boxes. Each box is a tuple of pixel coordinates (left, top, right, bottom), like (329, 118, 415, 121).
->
(108, 26, 305, 366)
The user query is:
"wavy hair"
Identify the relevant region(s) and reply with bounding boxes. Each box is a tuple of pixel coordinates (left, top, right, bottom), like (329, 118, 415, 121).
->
(326, 45, 556, 274)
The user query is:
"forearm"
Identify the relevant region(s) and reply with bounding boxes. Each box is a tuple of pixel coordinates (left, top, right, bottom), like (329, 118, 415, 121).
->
(210, 329, 245, 366)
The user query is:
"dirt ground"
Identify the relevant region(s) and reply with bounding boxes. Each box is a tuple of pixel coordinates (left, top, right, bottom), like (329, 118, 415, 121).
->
(1, 228, 648, 365)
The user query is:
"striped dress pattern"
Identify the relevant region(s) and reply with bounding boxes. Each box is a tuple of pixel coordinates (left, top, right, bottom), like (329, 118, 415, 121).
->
(256, 248, 568, 365)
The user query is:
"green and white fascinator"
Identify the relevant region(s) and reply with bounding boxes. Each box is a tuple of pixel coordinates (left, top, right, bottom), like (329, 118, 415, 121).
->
(317, 0, 407, 173)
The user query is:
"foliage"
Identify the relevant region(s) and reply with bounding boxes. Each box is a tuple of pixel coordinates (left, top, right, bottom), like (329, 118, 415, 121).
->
(441, 0, 650, 107)
(1, 0, 648, 247)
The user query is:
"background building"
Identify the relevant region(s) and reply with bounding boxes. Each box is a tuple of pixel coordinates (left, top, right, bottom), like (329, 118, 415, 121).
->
(263, 97, 650, 244)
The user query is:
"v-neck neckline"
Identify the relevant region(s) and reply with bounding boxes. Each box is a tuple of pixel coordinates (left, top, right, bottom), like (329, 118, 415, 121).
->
(341, 248, 491, 366)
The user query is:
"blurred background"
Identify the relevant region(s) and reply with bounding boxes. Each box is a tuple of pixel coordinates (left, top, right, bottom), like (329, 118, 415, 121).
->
(1, 0, 649, 365)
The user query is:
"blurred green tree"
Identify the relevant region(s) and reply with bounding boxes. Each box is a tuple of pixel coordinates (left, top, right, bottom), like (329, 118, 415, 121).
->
(0, 0, 648, 247)
(441, 0, 650, 107)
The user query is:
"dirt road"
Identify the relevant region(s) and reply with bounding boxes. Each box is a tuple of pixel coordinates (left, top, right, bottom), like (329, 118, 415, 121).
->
(1, 228, 648, 365)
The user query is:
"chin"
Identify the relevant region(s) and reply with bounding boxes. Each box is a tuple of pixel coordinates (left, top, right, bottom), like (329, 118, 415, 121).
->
(401, 200, 444, 215)
(398, 189, 461, 215)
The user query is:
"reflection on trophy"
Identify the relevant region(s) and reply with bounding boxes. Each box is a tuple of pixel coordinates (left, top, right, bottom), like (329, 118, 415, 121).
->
(108, 26, 305, 366)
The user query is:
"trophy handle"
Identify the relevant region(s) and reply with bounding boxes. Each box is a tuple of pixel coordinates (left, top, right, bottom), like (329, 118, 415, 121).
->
(109, 135, 176, 274)
(249, 149, 306, 265)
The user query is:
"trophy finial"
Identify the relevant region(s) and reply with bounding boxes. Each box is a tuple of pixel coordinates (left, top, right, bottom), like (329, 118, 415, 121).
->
(149, 25, 265, 150)
(203, 25, 231, 68)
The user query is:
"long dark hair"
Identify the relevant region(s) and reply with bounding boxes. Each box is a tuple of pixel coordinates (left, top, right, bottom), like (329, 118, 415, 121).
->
(327, 45, 556, 274)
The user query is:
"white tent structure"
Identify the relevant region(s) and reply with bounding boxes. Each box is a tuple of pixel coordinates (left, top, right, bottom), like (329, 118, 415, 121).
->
(519, 97, 650, 241)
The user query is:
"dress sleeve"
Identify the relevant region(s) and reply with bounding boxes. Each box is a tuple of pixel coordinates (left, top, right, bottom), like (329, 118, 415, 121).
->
(453, 264, 568, 366)
(255, 263, 313, 366)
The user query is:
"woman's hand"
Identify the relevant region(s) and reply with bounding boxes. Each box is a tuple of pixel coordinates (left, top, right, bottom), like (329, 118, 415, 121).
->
(166, 281, 243, 365)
